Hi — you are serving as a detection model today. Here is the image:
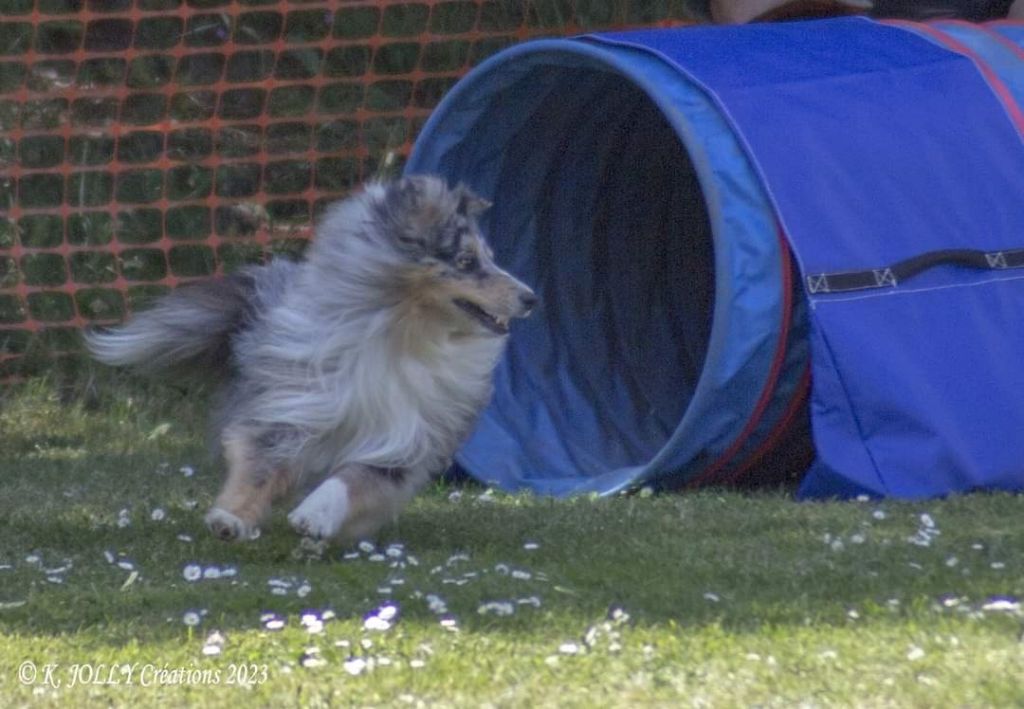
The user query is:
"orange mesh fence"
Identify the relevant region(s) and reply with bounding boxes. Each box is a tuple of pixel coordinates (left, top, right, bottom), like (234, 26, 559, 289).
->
(0, 0, 699, 377)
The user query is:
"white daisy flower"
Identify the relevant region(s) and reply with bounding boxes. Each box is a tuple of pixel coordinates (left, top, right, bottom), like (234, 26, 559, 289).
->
(343, 657, 367, 675)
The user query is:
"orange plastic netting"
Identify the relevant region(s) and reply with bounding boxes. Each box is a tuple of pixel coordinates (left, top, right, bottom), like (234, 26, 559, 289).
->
(0, 0, 696, 375)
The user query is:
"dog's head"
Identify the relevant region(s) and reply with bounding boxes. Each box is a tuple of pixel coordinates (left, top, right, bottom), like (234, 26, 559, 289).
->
(367, 176, 537, 336)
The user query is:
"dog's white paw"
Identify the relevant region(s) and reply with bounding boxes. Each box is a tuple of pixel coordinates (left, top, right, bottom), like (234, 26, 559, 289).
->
(288, 478, 349, 539)
(205, 508, 258, 542)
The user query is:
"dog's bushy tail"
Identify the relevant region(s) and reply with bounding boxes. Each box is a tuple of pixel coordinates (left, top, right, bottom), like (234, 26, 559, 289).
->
(85, 269, 262, 375)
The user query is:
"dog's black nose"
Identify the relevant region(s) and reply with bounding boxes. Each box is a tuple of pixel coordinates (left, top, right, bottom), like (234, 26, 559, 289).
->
(519, 292, 538, 311)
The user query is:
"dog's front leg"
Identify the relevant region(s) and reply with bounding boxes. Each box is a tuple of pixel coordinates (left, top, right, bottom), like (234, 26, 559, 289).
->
(205, 429, 291, 541)
(288, 464, 424, 541)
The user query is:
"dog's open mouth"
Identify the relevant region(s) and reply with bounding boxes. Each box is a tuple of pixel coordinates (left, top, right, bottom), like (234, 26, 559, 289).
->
(454, 299, 509, 335)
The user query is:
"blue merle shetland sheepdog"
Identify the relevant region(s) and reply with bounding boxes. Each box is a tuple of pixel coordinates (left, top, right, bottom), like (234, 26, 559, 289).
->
(87, 176, 536, 543)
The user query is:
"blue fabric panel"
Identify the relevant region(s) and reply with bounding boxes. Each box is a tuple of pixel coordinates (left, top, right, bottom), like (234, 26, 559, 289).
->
(593, 18, 1024, 498)
(802, 276, 1024, 498)
(929, 21, 1024, 110)
(595, 19, 1024, 274)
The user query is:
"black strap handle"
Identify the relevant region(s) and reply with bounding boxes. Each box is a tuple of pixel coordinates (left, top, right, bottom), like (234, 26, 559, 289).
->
(806, 247, 1024, 294)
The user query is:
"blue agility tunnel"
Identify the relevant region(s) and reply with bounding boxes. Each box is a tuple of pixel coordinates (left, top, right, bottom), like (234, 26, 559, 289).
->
(406, 18, 1024, 499)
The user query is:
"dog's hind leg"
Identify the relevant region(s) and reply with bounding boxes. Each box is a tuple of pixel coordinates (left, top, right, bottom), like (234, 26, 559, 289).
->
(205, 429, 291, 541)
(288, 465, 424, 541)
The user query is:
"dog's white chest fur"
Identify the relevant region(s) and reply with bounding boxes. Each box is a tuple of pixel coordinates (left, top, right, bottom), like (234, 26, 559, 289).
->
(242, 293, 507, 480)
(322, 333, 507, 475)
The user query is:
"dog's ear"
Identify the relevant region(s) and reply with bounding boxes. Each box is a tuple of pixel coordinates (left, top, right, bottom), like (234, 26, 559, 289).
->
(382, 177, 423, 213)
(375, 178, 424, 237)
(455, 184, 492, 218)
(374, 177, 441, 255)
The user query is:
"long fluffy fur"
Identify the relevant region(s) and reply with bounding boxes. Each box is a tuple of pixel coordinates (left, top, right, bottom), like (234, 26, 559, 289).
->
(87, 177, 534, 542)
(84, 260, 296, 376)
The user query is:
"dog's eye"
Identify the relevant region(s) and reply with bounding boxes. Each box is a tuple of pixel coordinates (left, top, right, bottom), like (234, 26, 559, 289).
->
(454, 253, 479, 272)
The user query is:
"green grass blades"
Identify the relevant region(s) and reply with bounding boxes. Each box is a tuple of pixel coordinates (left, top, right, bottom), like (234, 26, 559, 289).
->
(1, 373, 1023, 707)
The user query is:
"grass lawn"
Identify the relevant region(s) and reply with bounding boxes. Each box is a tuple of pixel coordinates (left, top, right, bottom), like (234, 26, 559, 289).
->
(0, 372, 1022, 707)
